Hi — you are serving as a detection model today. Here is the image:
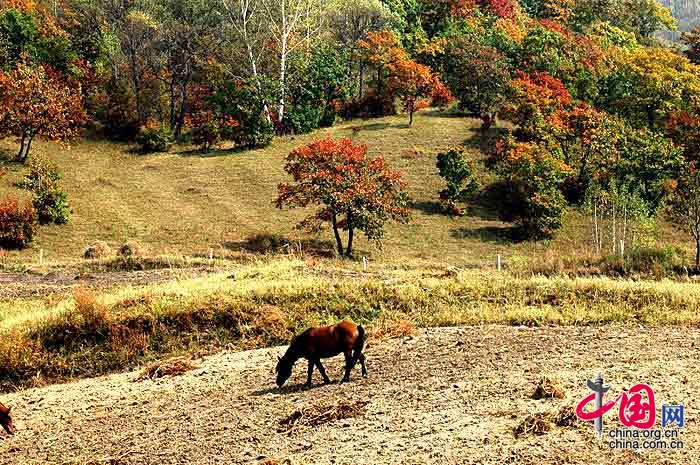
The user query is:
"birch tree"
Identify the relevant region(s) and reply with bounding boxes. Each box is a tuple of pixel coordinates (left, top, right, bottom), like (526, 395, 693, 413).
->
(260, 0, 325, 123)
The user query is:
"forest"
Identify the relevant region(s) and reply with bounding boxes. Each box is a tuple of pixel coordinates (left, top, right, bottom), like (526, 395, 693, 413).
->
(2, 0, 700, 266)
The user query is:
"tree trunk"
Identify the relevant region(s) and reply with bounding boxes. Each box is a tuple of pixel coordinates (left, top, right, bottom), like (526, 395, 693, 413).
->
(345, 210, 354, 257)
(696, 237, 700, 269)
(15, 133, 33, 162)
(408, 107, 414, 127)
(331, 212, 343, 256)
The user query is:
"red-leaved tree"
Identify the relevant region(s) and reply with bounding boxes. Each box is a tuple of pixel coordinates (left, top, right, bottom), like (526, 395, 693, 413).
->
(276, 138, 411, 256)
(0, 61, 86, 162)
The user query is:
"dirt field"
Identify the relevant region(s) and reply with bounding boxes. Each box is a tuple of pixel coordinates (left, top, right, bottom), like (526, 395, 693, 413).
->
(0, 325, 697, 465)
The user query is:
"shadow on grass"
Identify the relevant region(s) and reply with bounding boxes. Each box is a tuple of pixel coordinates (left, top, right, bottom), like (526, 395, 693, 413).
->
(345, 122, 391, 132)
(463, 126, 509, 153)
(450, 225, 519, 245)
(222, 233, 336, 257)
(411, 200, 444, 216)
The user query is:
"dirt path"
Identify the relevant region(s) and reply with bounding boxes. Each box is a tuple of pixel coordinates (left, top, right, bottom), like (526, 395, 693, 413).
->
(0, 326, 698, 465)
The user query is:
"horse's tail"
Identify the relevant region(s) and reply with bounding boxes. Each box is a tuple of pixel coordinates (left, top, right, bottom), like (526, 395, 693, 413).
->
(355, 324, 367, 353)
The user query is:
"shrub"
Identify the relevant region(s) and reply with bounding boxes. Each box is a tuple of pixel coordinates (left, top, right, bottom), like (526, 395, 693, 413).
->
(19, 156, 70, 225)
(118, 241, 144, 258)
(244, 233, 289, 253)
(0, 197, 37, 249)
(436, 148, 478, 215)
(344, 91, 396, 119)
(83, 241, 112, 259)
(600, 246, 685, 277)
(136, 122, 173, 153)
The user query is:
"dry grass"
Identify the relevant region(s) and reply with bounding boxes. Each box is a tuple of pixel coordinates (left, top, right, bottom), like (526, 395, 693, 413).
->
(553, 405, 580, 428)
(531, 376, 566, 400)
(514, 413, 553, 437)
(136, 356, 199, 381)
(3, 258, 700, 389)
(278, 400, 370, 432)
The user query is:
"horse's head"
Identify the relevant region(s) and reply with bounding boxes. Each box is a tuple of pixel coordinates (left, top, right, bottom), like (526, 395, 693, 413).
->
(275, 353, 293, 388)
(0, 403, 15, 435)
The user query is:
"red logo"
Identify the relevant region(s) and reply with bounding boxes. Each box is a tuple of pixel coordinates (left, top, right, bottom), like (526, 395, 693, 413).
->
(576, 382, 656, 429)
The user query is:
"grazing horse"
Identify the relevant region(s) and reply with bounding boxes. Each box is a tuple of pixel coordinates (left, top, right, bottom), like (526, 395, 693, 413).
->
(276, 320, 368, 388)
(0, 402, 14, 435)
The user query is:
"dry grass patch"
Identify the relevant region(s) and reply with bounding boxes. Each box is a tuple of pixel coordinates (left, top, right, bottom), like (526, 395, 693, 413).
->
(371, 318, 416, 339)
(553, 405, 580, 427)
(136, 356, 199, 381)
(278, 400, 370, 432)
(514, 413, 553, 437)
(532, 376, 566, 400)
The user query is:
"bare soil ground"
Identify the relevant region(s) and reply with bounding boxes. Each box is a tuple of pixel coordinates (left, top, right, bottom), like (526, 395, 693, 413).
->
(0, 326, 697, 465)
(0, 267, 216, 299)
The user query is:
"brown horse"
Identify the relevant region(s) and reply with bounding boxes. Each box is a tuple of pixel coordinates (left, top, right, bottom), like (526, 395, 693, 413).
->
(276, 320, 368, 388)
(0, 402, 15, 435)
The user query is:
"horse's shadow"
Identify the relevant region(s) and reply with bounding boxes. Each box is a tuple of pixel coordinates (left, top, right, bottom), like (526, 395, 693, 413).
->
(251, 380, 339, 396)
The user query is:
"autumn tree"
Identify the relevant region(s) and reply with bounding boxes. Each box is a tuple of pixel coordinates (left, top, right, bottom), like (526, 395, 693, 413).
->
(444, 37, 510, 129)
(388, 57, 449, 126)
(276, 137, 410, 256)
(493, 137, 570, 239)
(0, 61, 85, 162)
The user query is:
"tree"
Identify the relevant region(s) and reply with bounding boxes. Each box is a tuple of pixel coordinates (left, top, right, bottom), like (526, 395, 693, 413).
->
(436, 147, 478, 215)
(261, 0, 324, 125)
(388, 56, 448, 126)
(276, 137, 410, 256)
(0, 61, 85, 162)
(494, 137, 570, 239)
(444, 37, 510, 129)
(602, 47, 700, 130)
(668, 162, 700, 268)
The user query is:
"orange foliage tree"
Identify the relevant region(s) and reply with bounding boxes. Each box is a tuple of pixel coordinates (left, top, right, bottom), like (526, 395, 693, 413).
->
(276, 138, 411, 256)
(0, 61, 86, 162)
(358, 30, 452, 126)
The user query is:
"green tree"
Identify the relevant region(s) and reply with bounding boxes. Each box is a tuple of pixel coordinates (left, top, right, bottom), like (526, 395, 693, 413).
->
(436, 147, 478, 215)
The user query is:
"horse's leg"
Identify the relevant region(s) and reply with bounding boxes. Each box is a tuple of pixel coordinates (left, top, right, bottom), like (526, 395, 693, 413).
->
(341, 350, 353, 383)
(358, 352, 368, 377)
(315, 360, 331, 384)
(306, 359, 315, 387)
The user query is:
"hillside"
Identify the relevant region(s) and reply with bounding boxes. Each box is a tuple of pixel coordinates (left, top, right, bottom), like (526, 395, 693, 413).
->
(0, 112, 690, 270)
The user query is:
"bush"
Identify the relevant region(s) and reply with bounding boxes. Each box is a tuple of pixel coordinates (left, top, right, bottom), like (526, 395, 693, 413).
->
(19, 156, 70, 225)
(136, 123, 173, 153)
(436, 148, 478, 215)
(343, 90, 396, 119)
(83, 241, 112, 259)
(0, 197, 37, 249)
(118, 241, 144, 258)
(601, 246, 685, 277)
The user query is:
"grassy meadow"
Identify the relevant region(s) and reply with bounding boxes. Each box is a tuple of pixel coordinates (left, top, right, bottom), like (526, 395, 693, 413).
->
(2, 111, 685, 269)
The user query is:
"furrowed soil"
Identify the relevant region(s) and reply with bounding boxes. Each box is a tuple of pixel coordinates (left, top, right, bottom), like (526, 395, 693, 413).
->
(0, 326, 697, 465)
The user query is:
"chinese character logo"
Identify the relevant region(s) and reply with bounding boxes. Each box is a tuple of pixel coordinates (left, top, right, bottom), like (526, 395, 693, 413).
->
(662, 404, 685, 428)
(575, 373, 656, 437)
